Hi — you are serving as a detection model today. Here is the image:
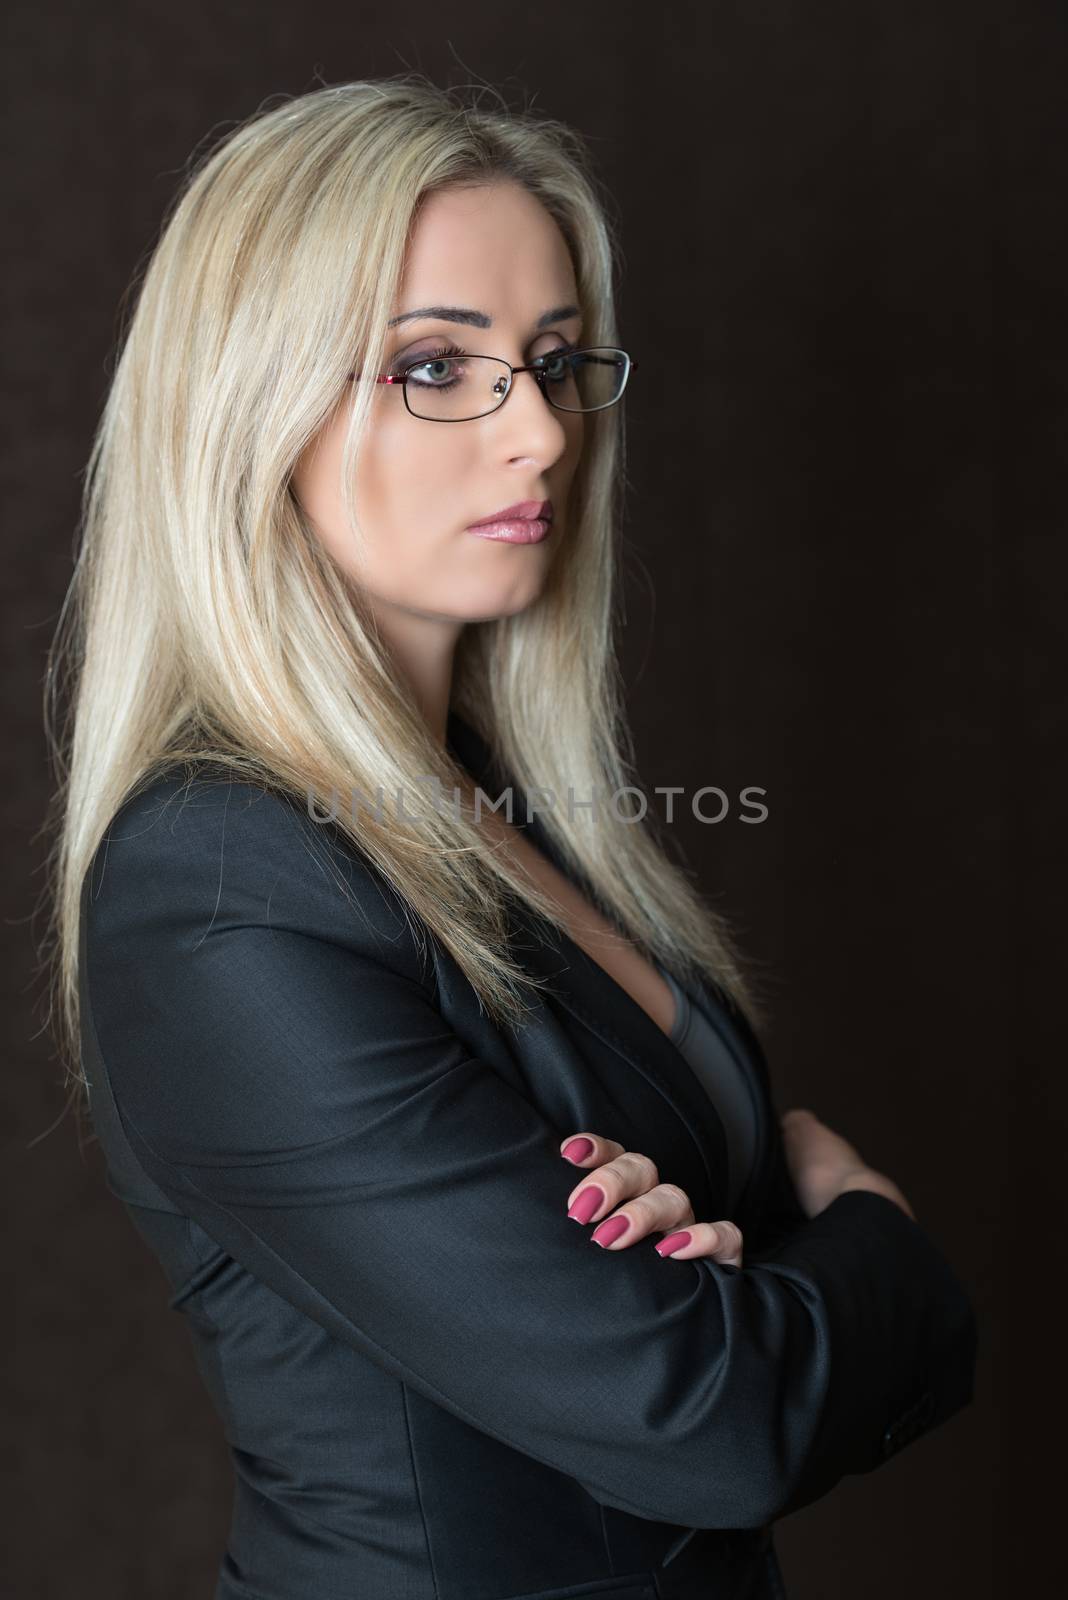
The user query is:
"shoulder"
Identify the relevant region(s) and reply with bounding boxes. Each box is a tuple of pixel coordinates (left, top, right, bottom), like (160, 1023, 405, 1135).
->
(83, 762, 432, 990)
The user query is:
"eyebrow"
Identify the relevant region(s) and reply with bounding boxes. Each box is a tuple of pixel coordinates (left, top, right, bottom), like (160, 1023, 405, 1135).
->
(387, 303, 582, 330)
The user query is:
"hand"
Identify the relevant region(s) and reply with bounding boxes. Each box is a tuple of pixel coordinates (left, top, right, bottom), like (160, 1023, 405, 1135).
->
(559, 1133, 744, 1265)
(780, 1107, 916, 1222)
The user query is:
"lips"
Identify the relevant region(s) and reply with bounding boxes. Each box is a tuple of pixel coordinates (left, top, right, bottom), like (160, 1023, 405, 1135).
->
(467, 498, 554, 528)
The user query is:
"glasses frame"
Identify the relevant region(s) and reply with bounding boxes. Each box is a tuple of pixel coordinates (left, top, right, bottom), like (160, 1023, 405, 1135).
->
(344, 346, 637, 423)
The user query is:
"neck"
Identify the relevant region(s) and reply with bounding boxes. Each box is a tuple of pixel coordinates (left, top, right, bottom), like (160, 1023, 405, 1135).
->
(370, 602, 465, 749)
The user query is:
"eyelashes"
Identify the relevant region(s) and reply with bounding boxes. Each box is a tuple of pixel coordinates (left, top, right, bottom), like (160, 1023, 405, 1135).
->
(421, 339, 467, 363)
(389, 339, 578, 377)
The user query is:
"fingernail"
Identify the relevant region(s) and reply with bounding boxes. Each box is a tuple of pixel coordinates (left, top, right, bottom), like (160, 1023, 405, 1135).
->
(655, 1231, 692, 1257)
(567, 1186, 605, 1224)
(562, 1137, 594, 1164)
(591, 1215, 630, 1248)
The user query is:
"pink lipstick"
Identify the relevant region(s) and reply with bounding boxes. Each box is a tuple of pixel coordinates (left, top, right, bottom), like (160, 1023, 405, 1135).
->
(466, 498, 554, 544)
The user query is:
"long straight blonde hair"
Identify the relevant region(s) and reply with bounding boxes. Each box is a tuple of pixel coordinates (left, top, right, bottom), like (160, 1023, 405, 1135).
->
(40, 76, 766, 1115)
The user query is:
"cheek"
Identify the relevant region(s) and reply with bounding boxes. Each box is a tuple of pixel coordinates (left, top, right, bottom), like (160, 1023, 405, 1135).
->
(350, 419, 517, 611)
(354, 419, 467, 580)
(305, 398, 584, 619)
(360, 411, 457, 520)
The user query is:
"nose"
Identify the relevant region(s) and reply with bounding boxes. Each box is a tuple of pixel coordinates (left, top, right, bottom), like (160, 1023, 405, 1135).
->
(492, 366, 571, 466)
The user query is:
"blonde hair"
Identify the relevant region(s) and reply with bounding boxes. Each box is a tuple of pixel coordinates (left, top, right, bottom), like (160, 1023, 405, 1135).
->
(39, 75, 767, 1119)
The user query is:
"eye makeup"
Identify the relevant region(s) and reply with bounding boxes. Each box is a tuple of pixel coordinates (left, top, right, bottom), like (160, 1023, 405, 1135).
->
(389, 337, 580, 378)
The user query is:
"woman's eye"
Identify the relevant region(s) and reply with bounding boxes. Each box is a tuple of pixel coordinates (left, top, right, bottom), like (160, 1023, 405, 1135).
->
(409, 356, 464, 388)
(539, 344, 578, 382)
(393, 342, 468, 386)
(388, 340, 577, 389)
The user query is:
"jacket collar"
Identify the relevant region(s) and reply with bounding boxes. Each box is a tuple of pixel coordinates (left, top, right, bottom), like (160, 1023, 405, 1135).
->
(445, 709, 770, 1222)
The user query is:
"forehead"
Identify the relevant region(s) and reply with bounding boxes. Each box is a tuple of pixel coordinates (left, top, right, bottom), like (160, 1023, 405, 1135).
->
(397, 182, 578, 315)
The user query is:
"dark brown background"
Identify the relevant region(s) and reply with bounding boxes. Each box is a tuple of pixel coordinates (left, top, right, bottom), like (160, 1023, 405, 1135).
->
(5, 2, 1064, 1595)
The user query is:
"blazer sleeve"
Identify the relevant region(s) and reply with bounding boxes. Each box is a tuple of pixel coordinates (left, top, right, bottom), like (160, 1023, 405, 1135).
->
(82, 776, 978, 1532)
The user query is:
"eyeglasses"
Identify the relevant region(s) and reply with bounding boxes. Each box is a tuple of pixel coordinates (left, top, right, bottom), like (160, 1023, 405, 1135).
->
(345, 346, 636, 423)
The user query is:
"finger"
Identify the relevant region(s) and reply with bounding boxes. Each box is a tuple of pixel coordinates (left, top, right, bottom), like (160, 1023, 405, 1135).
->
(655, 1220, 744, 1267)
(587, 1183, 696, 1248)
(566, 1150, 661, 1224)
(559, 1132, 627, 1168)
(781, 1107, 817, 1132)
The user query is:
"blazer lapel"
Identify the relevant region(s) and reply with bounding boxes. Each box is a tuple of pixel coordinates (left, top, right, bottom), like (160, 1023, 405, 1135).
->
(507, 891, 732, 1209)
(445, 710, 771, 1225)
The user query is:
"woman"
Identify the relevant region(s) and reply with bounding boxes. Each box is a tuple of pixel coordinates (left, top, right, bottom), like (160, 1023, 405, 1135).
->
(44, 79, 977, 1599)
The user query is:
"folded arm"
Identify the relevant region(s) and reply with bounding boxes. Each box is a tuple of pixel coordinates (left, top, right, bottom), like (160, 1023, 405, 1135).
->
(82, 776, 977, 1530)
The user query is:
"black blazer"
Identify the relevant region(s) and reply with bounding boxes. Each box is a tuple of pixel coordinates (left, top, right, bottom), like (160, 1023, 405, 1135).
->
(79, 709, 977, 1600)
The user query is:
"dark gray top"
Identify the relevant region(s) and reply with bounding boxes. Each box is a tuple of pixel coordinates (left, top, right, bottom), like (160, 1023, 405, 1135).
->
(657, 963, 758, 1215)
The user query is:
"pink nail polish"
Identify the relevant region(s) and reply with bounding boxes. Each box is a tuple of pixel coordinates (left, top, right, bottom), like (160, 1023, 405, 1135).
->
(655, 1231, 692, 1257)
(567, 1185, 604, 1224)
(562, 1137, 594, 1163)
(591, 1215, 630, 1247)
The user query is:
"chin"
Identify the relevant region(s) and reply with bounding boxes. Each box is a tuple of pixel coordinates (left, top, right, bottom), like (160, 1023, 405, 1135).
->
(469, 576, 549, 621)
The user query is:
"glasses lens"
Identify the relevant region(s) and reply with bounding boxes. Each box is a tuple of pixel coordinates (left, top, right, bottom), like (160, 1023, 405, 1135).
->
(401, 348, 632, 420)
(404, 354, 512, 421)
(545, 347, 630, 413)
